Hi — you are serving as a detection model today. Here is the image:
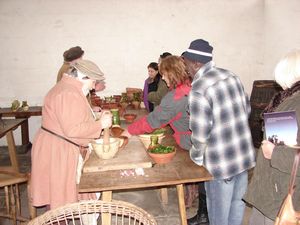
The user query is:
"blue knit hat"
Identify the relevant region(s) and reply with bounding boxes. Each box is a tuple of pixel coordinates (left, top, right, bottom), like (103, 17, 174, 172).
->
(183, 39, 213, 63)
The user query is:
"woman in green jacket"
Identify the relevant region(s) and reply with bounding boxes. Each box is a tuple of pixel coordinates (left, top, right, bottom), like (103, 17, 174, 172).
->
(143, 62, 168, 112)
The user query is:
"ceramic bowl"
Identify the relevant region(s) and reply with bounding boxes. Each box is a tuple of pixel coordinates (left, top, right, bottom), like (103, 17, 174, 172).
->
(123, 113, 137, 123)
(148, 147, 176, 164)
(138, 133, 164, 149)
(91, 137, 126, 159)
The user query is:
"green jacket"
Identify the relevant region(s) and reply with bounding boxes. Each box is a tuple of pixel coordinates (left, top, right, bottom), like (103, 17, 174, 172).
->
(147, 79, 168, 108)
(243, 91, 300, 220)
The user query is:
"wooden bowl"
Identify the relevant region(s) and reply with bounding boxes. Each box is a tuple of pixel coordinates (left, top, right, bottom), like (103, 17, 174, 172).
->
(123, 113, 137, 123)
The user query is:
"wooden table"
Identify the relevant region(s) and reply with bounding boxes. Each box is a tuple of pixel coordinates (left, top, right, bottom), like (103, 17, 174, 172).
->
(0, 118, 28, 172)
(80, 137, 212, 225)
(0, 106, 42, 151)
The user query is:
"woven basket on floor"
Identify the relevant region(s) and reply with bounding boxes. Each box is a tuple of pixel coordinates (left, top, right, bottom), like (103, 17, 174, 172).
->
(27, 200, 157, 225)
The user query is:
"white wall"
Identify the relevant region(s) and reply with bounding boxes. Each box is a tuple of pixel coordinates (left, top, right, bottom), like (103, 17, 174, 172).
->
(0, 0, 300, 144)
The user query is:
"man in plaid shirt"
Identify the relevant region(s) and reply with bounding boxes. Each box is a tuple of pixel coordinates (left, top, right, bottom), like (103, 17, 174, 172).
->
(183, 39, 256, 225)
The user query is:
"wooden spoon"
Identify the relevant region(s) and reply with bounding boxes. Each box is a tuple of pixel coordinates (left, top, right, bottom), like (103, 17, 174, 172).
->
(103, 127, 110, 145)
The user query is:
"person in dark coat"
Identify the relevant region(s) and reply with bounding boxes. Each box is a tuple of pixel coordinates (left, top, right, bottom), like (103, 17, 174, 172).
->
(244, 49, 300, 225)
(143, 62, 168, 112)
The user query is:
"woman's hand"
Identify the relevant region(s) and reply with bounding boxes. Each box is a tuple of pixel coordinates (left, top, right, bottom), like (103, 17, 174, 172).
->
(261, 140, 275, 159)
(100, 110, 112, 129)
(121, 129, 132, 138)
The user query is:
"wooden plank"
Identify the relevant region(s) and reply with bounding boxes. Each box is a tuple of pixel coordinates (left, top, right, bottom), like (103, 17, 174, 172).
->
(83, 136, 152, 172)
(0, 119, 26, 139)
(1, 107, 42, 150)
(0, 106, 42, 118)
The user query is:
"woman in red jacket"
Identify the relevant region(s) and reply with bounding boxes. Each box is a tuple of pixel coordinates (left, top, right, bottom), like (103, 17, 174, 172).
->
(123, 55, 192, 150)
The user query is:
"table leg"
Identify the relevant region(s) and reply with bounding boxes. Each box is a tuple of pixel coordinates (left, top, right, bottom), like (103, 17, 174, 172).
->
(159, 188, 168, 204)
(20, 118, 29, 146)
(176, 184, 187, 225)
(101, 191, 112, 225)
(17, 118, 32, 153)
(6, 131, 19, 172)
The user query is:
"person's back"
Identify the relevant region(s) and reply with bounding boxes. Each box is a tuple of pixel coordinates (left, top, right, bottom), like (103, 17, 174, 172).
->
(183, 39, 255, 225)
(191, 64, 254, 178)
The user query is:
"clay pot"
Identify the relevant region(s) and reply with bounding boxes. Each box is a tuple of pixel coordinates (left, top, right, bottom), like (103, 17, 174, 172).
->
(126, 87, 142, 101)
(113, 95, 122, 102)
(91, 95, 102, 106)
(111, 126, 124, 138)
(109, 103, 119, 109)
(11, 100, 20, 111)
(131, 101, 141, 109)
(118, 107, 125, 117)
(21, 101, 29, 111)
(120, 102, 129, 110)
(101, 103, 111, 110)
(148, 148, 176, 164)
(123, 113, 137, 123)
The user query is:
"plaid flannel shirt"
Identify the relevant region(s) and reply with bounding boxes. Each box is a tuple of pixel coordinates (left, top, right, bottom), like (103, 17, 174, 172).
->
(188, 61, 256, 179)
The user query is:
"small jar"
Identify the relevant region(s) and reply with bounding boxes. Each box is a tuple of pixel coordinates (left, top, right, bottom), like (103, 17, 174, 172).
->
(110, 108, 120, 126)
(149, 135, 159, 148)
(21, 101, 29, 111)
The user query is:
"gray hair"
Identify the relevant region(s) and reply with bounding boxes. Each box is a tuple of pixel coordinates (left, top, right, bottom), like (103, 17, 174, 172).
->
(274, 49, 300, 90)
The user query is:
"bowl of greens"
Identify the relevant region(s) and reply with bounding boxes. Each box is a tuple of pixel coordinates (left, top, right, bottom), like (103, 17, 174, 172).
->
(147, 144, 176, 164)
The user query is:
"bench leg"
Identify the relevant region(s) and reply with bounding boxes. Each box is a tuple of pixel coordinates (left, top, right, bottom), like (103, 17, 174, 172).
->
(6, 131, 19, 172)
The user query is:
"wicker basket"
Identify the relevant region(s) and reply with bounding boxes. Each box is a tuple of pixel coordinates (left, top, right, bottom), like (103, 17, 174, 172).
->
(28, 200, 157, 225)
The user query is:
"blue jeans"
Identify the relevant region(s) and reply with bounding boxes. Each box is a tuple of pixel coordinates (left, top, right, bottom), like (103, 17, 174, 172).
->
(205, 170, 248, 225)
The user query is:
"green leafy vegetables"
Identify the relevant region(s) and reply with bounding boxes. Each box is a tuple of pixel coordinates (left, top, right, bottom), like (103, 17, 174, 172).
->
(149, 145, 175, 154)
(149, 128, 165, 135)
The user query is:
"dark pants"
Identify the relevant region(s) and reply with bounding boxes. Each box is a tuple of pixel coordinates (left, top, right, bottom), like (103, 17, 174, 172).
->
(187, 182, 209, 225)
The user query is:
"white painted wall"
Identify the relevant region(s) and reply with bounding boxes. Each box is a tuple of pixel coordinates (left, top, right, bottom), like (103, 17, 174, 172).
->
(0, 0, 300, 145)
